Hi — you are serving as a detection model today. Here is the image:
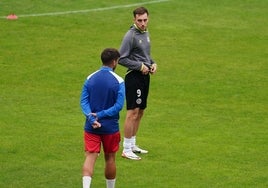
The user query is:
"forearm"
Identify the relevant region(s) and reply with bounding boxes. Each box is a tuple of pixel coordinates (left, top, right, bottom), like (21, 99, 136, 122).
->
(80, 85, 96, 125)
(97, 83, 125, 118)
(118, 57, 143, 71)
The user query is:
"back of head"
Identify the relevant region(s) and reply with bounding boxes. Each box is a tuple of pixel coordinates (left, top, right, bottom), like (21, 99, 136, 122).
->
(101, 48, 120, 65)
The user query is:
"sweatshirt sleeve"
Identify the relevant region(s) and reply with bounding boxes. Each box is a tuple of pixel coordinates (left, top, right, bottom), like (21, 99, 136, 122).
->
(80, 81, 96, 125)
(96, 81, 125, 119)
(119, 31, 144, 71)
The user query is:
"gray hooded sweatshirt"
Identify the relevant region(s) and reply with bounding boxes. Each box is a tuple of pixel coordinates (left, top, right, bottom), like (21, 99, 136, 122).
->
(119, 24, 156, 71)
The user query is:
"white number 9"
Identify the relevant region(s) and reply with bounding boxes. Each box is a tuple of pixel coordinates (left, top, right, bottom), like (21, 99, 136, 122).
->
(137, 89, 141, 97)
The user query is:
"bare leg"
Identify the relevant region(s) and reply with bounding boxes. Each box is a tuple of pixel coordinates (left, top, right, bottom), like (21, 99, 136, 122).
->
(122, 108, 143, 159)
(82, 152, 99, 188)
(82, 152, 99, 177)
(124, 108, 144, 138)
(133, 109, 144, 136)
(104, 153, 116, 179)
(123, 108, 140, 138)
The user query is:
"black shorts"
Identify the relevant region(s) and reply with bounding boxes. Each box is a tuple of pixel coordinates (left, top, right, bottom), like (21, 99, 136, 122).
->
(125, 70, 150, 110)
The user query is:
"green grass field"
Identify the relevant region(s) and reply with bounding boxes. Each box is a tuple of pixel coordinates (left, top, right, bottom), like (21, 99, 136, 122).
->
(1, 0, 267, 187)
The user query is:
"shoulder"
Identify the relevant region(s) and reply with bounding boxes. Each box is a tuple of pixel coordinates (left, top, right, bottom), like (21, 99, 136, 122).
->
(124, 26, 140, 37)
(124, 29, 135, 39)
(86, 70, 99, 80)
(109, 71, 124, 84)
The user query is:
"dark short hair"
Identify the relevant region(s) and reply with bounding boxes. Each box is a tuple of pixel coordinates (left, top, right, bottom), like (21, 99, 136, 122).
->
(101, 48, 120, 65)
(133, 7, 149, 17)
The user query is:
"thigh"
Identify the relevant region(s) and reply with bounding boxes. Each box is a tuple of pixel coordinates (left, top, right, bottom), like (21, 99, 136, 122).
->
(125, 71, 150, 110)
(84, 131, 101, 153)
(102, 132, 121, 154)
(140, 74, 150, 109)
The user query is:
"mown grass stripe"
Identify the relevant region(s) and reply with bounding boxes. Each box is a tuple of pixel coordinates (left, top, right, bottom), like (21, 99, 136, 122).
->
(0, 0, 169, 19)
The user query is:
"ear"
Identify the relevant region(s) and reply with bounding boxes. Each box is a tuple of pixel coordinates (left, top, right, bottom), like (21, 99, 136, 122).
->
(112, 59, 117, 66)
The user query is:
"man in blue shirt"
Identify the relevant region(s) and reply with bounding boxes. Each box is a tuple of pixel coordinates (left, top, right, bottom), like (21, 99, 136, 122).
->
(80, 48, 125, 188)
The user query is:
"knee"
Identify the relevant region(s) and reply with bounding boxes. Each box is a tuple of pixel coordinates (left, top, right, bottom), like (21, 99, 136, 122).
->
(82, 165, 93, 177)
(128, 113, 139, 121)
(138, 110, 144, 118)
(127, 109, 143, 120)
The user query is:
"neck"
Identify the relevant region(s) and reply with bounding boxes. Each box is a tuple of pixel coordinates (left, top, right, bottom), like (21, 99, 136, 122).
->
(134, 24, 147, 33)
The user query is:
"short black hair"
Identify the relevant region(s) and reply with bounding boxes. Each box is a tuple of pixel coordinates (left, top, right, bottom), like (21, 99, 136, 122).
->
(133, 7, 149, 17)
(101, 48, 120, 65)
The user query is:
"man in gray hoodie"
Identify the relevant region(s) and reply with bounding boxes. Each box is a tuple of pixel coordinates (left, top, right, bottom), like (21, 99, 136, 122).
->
(119, 7, 157, 160)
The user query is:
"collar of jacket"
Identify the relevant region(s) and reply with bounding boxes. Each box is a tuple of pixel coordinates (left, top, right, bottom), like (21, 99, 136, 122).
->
(133, 24, 148, 33)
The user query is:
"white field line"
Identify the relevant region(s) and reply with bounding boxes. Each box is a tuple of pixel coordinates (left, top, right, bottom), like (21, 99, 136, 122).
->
(1, 0, 169, 19)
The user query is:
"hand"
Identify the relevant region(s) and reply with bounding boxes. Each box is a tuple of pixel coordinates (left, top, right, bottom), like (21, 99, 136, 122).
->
(141, 65, 150, 75)
(90, 113, 101, 129)
(150, 64, 157, 74)
(92, 120, 101, 129)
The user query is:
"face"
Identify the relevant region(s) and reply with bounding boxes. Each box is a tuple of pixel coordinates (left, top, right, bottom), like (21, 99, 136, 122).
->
(134, 13, 149, 31)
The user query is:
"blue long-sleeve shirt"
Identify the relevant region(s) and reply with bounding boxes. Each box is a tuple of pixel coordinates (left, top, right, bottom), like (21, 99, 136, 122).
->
(80, 66, 125, 134)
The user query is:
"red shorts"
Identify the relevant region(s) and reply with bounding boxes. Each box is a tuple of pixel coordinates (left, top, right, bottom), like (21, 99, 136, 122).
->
(84, 131, 121, 153)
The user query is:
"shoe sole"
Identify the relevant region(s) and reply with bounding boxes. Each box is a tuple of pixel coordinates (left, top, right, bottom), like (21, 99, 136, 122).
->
(121, 153, 141, 160)
(132, 150, 148, 154)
